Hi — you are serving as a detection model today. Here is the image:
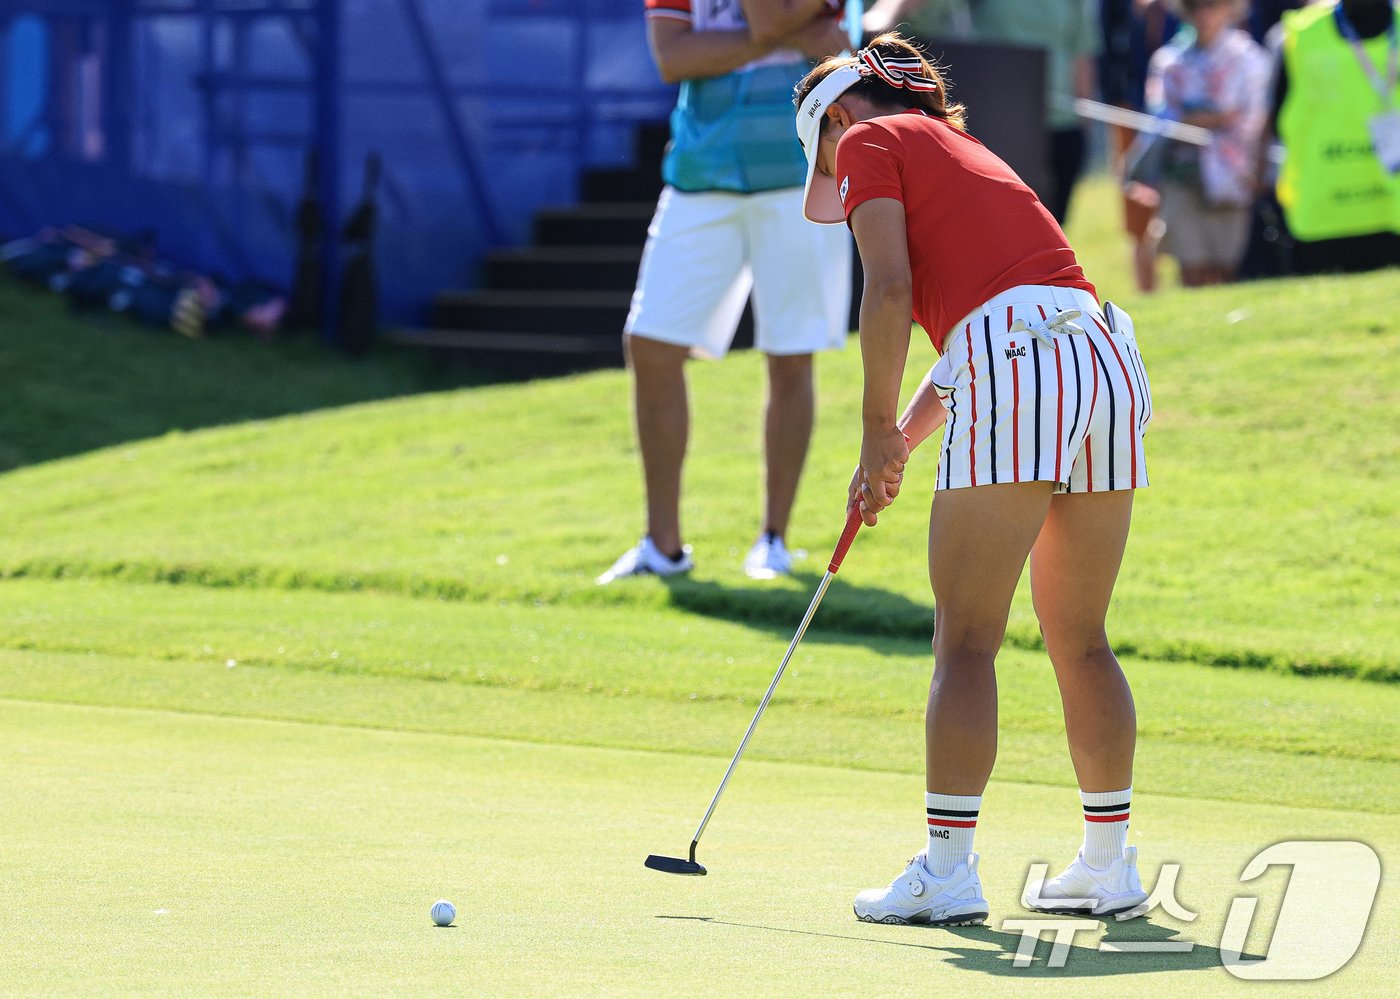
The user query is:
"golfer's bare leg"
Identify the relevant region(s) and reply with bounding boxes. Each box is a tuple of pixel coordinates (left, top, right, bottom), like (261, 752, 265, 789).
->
(763, 352, 814, 538)
(1030, 490, 1136, 792)
(926, 482, 1055, 794)
(626, 333, 690, 556)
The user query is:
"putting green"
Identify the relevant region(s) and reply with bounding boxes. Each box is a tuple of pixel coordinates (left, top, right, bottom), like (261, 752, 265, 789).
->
(2, 699, 1393, 995)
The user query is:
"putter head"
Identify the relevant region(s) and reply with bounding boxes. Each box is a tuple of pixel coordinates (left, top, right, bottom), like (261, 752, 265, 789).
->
(645, 854, 707, 876)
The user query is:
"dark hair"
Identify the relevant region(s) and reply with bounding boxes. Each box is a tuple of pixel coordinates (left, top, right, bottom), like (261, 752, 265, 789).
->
(794, 31, 967, 131)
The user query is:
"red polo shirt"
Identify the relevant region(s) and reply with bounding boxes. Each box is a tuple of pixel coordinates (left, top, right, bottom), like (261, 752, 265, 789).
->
(835, 111, 1096, 352)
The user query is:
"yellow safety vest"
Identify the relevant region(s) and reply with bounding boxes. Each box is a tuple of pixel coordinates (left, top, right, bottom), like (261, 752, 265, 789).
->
(1278, 3, 1400, 240)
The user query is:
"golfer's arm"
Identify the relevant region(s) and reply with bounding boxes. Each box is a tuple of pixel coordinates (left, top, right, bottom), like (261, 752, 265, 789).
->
(740, 0, 835, 47)
(647, 17, 778, 83)
(896, 377, 947, 451)
(850, 198, 915, 432)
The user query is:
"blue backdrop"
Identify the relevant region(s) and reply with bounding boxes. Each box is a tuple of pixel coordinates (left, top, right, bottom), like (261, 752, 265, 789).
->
(0, 0, 677, 327)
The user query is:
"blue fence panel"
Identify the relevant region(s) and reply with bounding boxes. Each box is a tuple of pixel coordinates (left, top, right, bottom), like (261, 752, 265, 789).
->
(0, 0, 676, 328)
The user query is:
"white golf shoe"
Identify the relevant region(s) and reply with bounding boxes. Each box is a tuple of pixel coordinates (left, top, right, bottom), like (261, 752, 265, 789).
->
(596, 536, 693, 585)
(1022, 846, 1149, 917)
(743, 534, 793, 579)
(853, 851, 990, 926)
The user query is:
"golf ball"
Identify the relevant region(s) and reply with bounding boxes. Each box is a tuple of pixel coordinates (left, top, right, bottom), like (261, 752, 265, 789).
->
(430, 899, 456, 926)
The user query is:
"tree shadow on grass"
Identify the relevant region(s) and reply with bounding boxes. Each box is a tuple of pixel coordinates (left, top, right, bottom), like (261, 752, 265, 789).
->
(659, 571, 936, 657)
(655, 913, 1264, 978)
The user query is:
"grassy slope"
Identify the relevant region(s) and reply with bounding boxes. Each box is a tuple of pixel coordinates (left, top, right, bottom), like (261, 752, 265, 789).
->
(0, 274, 469, 470)
(0, 271, 1394, 678)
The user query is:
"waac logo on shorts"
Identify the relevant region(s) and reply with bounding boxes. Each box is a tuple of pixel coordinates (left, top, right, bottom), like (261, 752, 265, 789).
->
(1004, 340, 1027, 360)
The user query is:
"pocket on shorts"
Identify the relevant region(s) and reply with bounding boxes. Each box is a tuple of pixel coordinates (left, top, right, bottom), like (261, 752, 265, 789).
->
(1105, 302, 1154, 434)
(928, 348, 964, 399)
(1104, 301, 1137, 341)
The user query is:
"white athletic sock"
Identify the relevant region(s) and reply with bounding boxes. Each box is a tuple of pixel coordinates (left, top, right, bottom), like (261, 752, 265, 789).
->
(1080, 787, 1132, 870)
(925, 792, 981, 877)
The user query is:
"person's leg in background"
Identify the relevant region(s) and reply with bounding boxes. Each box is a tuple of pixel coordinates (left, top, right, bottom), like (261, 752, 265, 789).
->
(625, 333, 692, 559)
(1047, 126, 1088, 224)
(1112, 120, 1162, 293)
(761, 351, 814, 545)
(744, 188, 852, 579)
(600, 189, 750, 583)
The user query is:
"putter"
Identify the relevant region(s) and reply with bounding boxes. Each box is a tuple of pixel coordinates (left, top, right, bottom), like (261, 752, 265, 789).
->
(646, 503, 866, 876)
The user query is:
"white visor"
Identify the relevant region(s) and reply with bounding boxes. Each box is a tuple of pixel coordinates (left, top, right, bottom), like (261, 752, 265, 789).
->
(795, 64, 863, 224)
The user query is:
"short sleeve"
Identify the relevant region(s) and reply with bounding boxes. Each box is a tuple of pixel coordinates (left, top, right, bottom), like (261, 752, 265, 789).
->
(645, 0, 691, 23)
(835, 122, 906, 222)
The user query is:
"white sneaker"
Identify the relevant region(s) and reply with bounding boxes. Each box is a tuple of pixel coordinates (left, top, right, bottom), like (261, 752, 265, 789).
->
(853, 851, 990, 926)
(596, 536, 693, 585)
(1022, 846, 1149, 917)
(743, 534, 793, 579)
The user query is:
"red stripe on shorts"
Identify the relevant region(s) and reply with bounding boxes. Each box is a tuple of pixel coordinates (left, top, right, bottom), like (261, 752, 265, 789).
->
(1010, 350, 1021, 482)
(965, 324, 977, 487)
(1083, 335, 1101, 492)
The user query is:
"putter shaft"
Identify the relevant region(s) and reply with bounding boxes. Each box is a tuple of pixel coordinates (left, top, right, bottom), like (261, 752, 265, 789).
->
(689, 568, 836, 848)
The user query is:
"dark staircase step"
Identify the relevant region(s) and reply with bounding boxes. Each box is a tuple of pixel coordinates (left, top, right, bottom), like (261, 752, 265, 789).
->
(635, 121, 671, 169)
(482, 246, 642, 291)
(432, 289, 635, 336)
(581, 167, 663, 204)
(533, 203, 655, 246)
(384, 328, 624, 380)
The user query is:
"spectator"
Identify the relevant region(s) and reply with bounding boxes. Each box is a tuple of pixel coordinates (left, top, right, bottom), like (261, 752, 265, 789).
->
(1102, 0, 1181, 292)
(1264, 0, 1400, 274)
(1247, 0, 1303, 41)
(1144, 0, 1270, 286)
(863, 0, 974, 37)
(864, 2, 1100, 223)
(970, 0, 1103, 223)
(599, 2, 854, 585)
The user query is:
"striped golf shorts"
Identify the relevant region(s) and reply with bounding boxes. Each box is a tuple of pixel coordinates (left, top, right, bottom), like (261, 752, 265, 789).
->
(928, 285, 1153, 493)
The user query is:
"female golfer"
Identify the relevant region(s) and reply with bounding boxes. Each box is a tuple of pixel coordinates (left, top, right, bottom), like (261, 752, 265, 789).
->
(794, 33, 1153, 925)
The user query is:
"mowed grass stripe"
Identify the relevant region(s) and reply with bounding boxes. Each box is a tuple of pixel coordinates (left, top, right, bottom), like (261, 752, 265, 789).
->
(2, 580, 1397, 812)
(3, 699, 1396, 996)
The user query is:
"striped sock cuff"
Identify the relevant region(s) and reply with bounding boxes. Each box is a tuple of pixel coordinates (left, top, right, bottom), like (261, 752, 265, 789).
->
(926, 791, 981, 830)
(1081, 786, 1131, 824)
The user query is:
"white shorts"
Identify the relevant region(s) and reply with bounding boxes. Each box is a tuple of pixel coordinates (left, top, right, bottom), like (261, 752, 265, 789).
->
(624, 186, 853, 359)
(928, 285, 1154, 493)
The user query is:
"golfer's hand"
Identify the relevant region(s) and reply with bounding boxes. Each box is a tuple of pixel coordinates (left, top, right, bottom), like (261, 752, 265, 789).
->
(857, 427, 909, 526)
(847, 464, 872, 525)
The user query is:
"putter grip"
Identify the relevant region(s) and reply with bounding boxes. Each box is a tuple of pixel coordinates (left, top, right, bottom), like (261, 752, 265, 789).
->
(827, 504, 864, 573)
